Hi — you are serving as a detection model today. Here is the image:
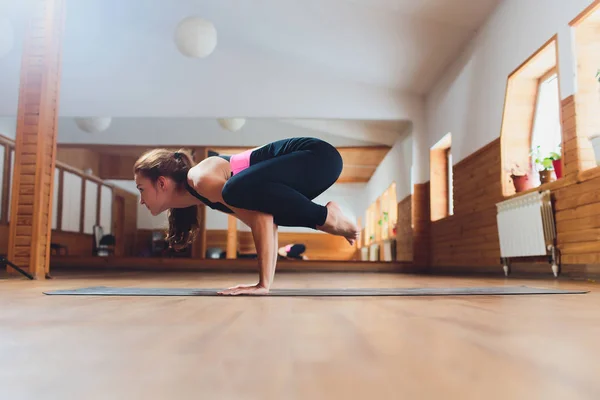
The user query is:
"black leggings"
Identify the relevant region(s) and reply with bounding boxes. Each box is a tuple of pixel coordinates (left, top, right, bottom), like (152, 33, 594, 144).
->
(221, 138, 343, 228)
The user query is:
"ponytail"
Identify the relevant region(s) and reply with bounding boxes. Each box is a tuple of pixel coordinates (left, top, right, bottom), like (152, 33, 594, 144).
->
(133, 148, 200, 251)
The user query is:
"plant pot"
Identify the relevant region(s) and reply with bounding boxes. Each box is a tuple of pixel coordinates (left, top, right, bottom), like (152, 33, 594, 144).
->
(591, 135, 600, 166)
(552, 159, 563, 179)
(511, 174, 530, 192)
(539, 170, 553, 184)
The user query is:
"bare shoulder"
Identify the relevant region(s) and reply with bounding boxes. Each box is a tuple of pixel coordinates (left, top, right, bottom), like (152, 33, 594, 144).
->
(186, 157, 230, 202)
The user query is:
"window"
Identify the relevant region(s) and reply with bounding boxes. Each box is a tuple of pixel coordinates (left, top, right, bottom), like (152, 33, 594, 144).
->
(430, 133, 452, 221)
(530, 71, 562, 186)
(571, 1, 600, 170)
(363, 182, 398, 246)
(500, 36, 562, 196)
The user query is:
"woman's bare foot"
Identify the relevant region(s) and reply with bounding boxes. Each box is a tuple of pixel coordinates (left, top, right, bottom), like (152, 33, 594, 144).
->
(317, 201, 359, 245)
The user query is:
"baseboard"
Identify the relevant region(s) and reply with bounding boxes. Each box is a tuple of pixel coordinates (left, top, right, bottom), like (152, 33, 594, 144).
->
(424, 262, 600, 280)
(50, 256, 413, 273)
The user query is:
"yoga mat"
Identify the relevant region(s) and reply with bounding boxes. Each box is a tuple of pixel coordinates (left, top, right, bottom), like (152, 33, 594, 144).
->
(43, 286, 588, 297)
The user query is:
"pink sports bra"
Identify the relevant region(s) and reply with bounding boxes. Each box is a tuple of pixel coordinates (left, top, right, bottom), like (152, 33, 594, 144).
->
(229, 148, 254, 176)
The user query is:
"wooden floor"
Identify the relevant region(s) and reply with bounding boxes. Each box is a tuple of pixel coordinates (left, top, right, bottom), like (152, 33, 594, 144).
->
(1, 271, 599, 399)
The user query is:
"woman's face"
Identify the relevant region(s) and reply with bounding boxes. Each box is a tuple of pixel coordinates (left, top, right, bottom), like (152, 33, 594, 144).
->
(134, 173, 173, 216)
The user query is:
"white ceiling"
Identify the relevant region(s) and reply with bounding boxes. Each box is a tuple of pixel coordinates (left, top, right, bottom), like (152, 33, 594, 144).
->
(0, 0, 500, 146)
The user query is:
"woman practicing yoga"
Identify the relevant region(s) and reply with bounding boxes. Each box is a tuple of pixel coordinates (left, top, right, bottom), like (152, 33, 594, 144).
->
(133, 137, 359, 295)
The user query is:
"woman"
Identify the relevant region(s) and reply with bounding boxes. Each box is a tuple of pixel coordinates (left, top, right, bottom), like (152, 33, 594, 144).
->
(133, 137, 359, 295)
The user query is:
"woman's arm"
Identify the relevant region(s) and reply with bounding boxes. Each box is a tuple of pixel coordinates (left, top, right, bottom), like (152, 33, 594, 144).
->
(189, 168, 278, 295)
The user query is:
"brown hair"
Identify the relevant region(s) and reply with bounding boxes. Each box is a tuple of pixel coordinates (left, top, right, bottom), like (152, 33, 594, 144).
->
(133, 148, 199, 251)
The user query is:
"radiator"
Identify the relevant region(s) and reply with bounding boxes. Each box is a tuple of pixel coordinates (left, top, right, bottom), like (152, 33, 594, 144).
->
(495, 190, 559, 276)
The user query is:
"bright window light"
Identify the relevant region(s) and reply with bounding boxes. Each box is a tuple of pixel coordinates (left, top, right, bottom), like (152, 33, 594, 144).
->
(530, 73, 562, 184)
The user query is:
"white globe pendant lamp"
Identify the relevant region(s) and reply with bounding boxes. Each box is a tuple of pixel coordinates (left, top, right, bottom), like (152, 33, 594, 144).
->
(174, 16, 217, 58)
(0, 17, 14, 58)
(218, 118, 246, 132)
(74, 117, 112, 133)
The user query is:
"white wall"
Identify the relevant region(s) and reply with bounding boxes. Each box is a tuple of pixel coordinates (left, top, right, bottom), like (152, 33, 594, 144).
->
(56, 117, 389, 147)
(356, 0, 595, 223)
(0, 117, 16, 139)
(61, 171, 82, 232)
(426, 0, 594, 165)
(361, 134, 413, 215)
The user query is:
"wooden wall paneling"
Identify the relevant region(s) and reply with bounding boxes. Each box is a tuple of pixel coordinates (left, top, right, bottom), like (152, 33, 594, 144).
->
(0, 224, 8, 254)
(395, 195, 413, 262)
(98, 154, 139, 180)
(0, 143, 10, 225)
(412, 183, 430, 268)
(56, 148, 101, 175)
(7, 0, 65, 278)
(428, 99, 600, 271)
(429, 139, 503, 269)
(49, 231, 93, 256)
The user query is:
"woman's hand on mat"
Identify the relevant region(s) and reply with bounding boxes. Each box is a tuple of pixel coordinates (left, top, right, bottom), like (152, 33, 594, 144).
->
(218, 283, 270, 296)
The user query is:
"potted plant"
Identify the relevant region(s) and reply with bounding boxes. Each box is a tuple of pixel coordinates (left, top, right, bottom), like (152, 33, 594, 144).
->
(549, 145, 562, 179)
(532, 146, 554, 184)
(506, 163, 530, 192)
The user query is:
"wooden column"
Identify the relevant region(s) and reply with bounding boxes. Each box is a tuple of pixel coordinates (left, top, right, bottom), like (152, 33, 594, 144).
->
(395, 196, 413, 262)
(226, 214, 237, 259)
(412, 183, 431, 270)
(7, 0, 65, 278)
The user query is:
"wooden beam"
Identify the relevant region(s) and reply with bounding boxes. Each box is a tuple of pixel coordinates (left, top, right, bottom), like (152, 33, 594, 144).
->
(7, 0, 65, 278)
(226, 214, 237, 259)
(412, 182, 430, 269)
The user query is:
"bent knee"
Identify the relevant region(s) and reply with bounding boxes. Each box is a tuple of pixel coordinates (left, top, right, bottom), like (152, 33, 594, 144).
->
(221, 180, 239, 206)
(221, 179, 249, 207)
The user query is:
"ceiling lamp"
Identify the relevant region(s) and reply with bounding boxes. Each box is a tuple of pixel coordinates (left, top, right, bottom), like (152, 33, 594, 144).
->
(174, 16, 217, 58)
(74, 117, 112, 133)
(217, 118, 246, 132)
(0, 17, 14, 58)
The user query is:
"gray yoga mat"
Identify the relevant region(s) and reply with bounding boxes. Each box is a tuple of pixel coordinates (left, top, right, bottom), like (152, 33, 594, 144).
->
(43, 286, 588, 297)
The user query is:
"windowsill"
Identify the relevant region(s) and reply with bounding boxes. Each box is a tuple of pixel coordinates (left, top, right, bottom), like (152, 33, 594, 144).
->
(430, 212, 455, 223)
(577, 164, 600, 182)
(504, 174, 575, 200)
